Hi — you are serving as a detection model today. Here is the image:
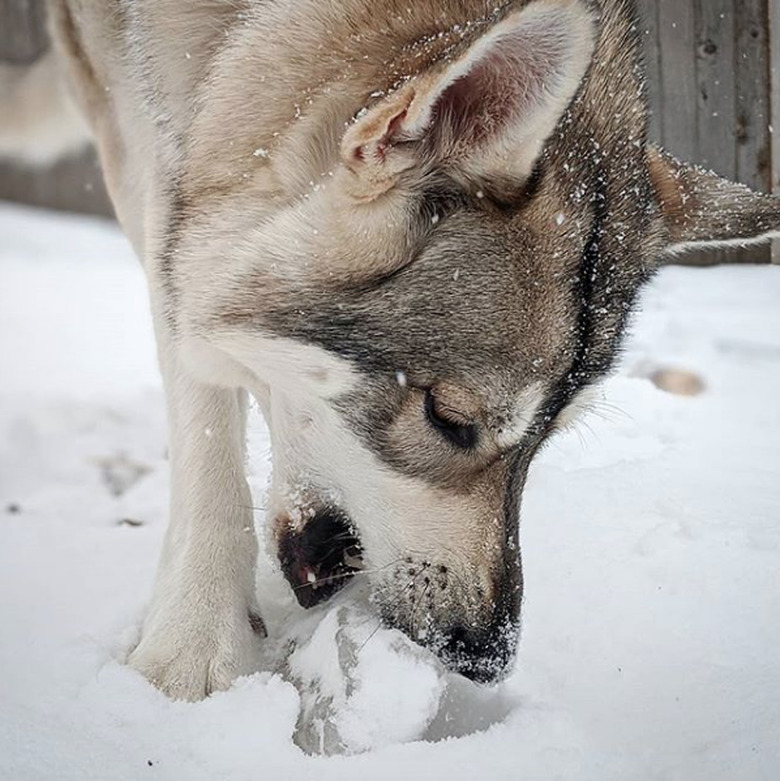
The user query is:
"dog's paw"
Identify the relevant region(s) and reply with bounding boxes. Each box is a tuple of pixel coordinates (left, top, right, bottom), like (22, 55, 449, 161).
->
(128, 611, 266, 702)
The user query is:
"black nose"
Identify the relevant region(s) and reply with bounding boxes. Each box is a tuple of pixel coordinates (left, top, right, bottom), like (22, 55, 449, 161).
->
(436, 622, 519, 684)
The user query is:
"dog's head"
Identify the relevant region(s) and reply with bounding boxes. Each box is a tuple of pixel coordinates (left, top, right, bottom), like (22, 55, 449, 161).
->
(179, 0, 780, 682)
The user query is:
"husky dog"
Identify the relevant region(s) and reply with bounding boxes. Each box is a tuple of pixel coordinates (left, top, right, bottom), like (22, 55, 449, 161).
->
(12, 0, 777, 700)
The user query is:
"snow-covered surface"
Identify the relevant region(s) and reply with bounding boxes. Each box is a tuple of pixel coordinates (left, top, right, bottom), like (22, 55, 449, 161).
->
(1, 203, 779, 780)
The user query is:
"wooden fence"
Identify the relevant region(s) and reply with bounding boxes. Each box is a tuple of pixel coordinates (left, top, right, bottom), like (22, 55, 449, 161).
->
(1, 0, 779, 262)
(637, 0, 777, 263)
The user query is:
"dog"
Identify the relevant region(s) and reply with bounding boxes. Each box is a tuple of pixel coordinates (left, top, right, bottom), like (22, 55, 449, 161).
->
(6, 0, 778, 701)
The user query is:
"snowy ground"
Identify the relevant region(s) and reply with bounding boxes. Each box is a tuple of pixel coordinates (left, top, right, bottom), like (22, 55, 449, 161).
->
(1, 203, 779, 780)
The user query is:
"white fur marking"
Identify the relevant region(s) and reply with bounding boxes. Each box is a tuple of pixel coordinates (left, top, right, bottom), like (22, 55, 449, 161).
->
(495, 382, 545, 448)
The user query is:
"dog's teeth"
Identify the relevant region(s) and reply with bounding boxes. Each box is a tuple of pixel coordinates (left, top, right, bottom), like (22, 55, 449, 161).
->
(306, 569, 317, 584)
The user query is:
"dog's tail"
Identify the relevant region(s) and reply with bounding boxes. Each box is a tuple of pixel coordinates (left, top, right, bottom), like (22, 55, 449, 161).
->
(0, 48, 91, 165)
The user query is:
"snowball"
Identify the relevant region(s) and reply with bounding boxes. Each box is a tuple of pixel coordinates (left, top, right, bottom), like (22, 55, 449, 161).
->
(286, 605, 445, 755)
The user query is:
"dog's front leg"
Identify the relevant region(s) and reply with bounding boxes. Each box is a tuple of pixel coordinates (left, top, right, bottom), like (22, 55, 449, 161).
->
(128, 350, 263, 701)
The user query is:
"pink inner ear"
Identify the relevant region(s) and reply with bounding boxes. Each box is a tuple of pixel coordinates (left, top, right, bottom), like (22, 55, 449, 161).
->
(379, 108, 409, 156)
(426, 18, 573, 148)
(351, 107, 409, 164)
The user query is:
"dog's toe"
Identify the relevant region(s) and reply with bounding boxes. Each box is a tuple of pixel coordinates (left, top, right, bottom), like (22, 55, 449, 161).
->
(128, 615, 264, 702)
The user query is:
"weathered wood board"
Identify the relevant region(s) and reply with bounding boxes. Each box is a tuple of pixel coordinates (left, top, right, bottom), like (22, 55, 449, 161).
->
(770, 0, 780, 264)
(636, 0, 774, 265)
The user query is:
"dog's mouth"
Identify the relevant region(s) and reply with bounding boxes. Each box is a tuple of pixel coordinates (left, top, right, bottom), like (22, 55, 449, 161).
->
(275, 507, 519, 684)
(277, 507, 364, 609)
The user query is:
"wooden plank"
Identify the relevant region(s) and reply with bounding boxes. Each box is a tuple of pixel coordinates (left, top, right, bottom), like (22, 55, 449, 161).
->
(635, 0, 663, 144)
(735, 0, 771, 192)
(771, 0, 780, 264)
(657, 0, 699, 162)
(694, 0, 736, 176)
(656, 0, 716, 266)
(735, 0, 771, 264)
(693, 0, 736, 265)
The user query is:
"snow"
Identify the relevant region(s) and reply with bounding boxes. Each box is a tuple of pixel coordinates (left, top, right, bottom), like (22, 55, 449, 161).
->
(1, 202, 779, 780)
(288, 604, 445, 755)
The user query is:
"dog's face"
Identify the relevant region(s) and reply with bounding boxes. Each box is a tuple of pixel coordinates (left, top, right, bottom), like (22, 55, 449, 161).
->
(263, 206, 588, 683)
(180, 0, 780, 682)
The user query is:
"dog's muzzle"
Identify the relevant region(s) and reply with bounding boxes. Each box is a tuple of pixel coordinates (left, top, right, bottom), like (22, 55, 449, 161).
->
(276, 508, 520, 684)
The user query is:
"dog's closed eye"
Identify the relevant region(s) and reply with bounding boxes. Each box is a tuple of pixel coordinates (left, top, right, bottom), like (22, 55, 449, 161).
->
(424, 389, 477, 450)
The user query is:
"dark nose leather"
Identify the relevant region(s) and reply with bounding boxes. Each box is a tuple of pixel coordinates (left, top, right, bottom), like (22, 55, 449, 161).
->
(436, 621, 519, 684)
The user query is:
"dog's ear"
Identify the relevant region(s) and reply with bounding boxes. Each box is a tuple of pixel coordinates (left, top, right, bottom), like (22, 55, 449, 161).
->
(648, 146, 780, 256)
(341, 0, 597, 201)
